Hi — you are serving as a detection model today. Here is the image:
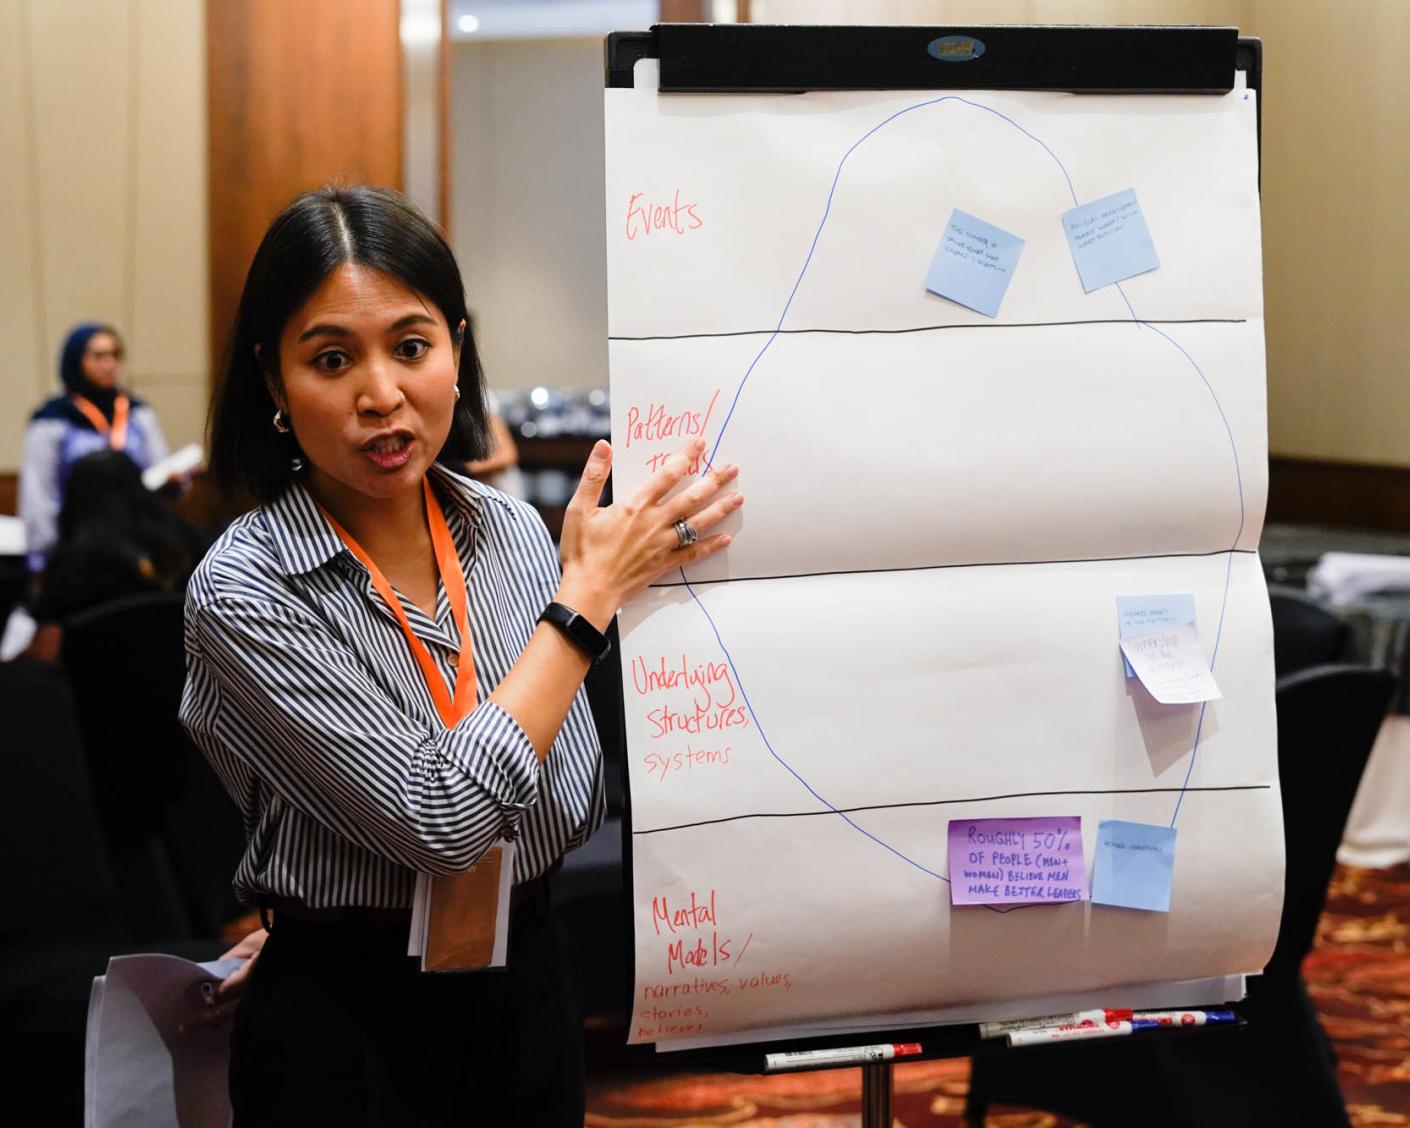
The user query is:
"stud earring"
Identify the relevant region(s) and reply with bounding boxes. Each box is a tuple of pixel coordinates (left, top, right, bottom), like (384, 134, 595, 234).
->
(273, 409, 290, 433)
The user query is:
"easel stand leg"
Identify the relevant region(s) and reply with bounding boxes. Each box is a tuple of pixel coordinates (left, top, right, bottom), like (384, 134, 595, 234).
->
(860, 1060, 893, 1128)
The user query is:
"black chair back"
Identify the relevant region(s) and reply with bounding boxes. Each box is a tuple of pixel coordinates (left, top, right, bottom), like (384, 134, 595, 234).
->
(0, 660, 229, 1125)
(0, 661, 124, 950)
(1265, 663, 1392, 978)
(63, 592, 244, 939)
(1269, 588, 1350, 678)
(63, 593, 190, 836)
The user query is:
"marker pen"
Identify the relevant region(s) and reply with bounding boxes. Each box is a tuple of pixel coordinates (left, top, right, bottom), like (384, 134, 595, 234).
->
(1131, 1009, 1236, 1028)
(1008, 1020, 1134, 1047)
(764, 1042, 922, 1072)
(979, 1009, 1133, 1039)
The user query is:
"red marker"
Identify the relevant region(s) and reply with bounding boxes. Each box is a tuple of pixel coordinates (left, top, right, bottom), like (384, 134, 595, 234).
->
(1009, 1020, 1135, 1047)
(979, 1008, 1134, 1039)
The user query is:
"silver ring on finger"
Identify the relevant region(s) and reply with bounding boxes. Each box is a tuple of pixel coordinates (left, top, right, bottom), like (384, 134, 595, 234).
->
(673, 518, 699, 549)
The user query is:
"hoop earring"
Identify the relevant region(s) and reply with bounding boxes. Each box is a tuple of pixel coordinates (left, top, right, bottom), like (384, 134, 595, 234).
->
(273, 409, 290, 433)
(453, 384, 461, 402)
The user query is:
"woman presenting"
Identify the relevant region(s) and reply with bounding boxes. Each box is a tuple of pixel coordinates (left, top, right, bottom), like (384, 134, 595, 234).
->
(20, 323, 170, 575)
(181, 185, 742, 1125)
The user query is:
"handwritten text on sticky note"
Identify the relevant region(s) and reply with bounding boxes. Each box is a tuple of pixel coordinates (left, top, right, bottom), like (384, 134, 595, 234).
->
(1091, 820, 1177, 912)
(1116, 594, 1197, 678)
(1061, 188, 1160, 292)
(1119, 623, 1221, 705)
(926, 209, 1025, 318)
(948, 816, 1087, 906)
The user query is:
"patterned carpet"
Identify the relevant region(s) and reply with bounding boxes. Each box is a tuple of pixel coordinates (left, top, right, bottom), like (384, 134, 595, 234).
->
(1309, 864, 1410, 1126)
(585, 863, 1410, 1127)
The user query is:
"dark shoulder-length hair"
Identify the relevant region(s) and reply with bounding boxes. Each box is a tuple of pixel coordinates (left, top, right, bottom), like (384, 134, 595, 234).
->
(208, 185, 489, 503)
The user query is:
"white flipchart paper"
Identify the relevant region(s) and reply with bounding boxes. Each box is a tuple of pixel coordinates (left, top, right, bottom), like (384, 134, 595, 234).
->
(605, 62, 1279, 1048)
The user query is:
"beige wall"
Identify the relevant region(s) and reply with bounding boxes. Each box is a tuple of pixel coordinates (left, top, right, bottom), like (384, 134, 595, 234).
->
(753, 0, 1410, 467)
(0, 0, 208, 475)
(451, 37, 609, 392)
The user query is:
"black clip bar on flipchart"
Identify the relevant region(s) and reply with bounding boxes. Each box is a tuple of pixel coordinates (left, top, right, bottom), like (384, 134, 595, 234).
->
(607, 24, 1259, 99)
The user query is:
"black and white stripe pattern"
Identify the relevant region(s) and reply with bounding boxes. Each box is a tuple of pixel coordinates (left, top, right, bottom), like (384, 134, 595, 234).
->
(180, 464, 603, 909)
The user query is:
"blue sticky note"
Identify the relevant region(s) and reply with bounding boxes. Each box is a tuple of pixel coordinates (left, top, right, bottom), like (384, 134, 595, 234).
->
(1091, 820, 1177, 912)
(1116, 594, 1197, 679)
(1061, 188, 1160, 292)
(925, 209, 1025, 318)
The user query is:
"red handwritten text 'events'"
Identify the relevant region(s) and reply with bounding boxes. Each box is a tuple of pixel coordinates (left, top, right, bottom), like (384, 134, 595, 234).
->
(625, 190, 703, 240)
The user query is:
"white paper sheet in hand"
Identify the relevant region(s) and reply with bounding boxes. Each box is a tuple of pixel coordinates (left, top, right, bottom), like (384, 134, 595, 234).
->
(142, 443, 204, 491)
(0, 514, 24, 556)
(85, 954, 245, 1128)
(1120, 623, 1222, 705)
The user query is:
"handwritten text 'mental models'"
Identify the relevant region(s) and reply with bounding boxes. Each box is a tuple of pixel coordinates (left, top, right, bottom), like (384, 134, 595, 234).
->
(638, 888, 793, 1040)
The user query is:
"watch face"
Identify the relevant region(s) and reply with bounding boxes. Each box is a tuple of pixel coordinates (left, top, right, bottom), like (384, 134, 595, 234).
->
(569, 615, 610, 660)
(545, 602, 610, 661)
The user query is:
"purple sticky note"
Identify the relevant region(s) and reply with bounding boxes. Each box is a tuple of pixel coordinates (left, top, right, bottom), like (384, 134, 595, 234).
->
(948, 817, 1088, 906)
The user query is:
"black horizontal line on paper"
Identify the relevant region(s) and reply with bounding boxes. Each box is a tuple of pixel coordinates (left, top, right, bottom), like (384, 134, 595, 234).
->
(650, 547, 1257, 589)
(632, 785, 1272, 836)
(610, 318, 1248, 342)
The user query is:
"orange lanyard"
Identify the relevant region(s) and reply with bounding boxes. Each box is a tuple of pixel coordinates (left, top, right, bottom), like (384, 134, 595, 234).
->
(70, 393, 129, 450)
(321, 478, 477, 727)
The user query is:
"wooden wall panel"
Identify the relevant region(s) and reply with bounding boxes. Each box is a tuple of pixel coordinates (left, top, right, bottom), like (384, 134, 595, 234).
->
(1266, 458, 1410, 533)
(206, 0, 403, 375)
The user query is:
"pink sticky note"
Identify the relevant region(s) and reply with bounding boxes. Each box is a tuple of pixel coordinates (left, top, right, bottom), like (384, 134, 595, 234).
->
(948, 817, 1087, 906)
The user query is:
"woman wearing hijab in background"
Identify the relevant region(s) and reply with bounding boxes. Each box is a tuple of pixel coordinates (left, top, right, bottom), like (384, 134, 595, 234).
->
(19, 323, 171, 577)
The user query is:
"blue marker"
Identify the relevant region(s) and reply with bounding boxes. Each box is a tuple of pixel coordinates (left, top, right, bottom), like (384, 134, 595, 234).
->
(1131, 1009, 1236, 1029)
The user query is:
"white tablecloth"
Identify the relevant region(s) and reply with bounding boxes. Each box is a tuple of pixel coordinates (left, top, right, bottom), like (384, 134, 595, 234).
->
(1339, 714, 1410, 869)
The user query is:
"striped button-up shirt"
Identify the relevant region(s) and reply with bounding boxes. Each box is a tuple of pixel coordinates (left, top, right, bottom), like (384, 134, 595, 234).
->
(179, 463, 603, 909)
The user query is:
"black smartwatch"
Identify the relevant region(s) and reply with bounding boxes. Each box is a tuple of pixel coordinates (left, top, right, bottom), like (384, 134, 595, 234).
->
(539, 602, 612, 664)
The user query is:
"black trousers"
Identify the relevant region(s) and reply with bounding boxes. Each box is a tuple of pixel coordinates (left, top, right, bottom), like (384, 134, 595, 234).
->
(229, 886, 586, 1126)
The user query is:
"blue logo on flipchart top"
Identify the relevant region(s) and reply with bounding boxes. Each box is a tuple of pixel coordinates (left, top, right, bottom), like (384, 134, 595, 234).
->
(928, 35, 986, 62)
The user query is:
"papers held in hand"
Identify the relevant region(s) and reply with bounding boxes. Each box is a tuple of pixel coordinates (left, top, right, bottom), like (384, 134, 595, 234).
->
(409, 838, 516, 972)
(142, 443, 204, 490)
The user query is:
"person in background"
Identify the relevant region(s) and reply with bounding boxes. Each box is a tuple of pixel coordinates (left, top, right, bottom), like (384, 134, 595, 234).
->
(20, 450, 206, 662)
(19, 323, 171, 577)
(465, 387, 525, 497)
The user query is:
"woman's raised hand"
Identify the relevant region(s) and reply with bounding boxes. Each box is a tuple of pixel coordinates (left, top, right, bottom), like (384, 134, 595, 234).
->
(557, 438, 741, 626)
